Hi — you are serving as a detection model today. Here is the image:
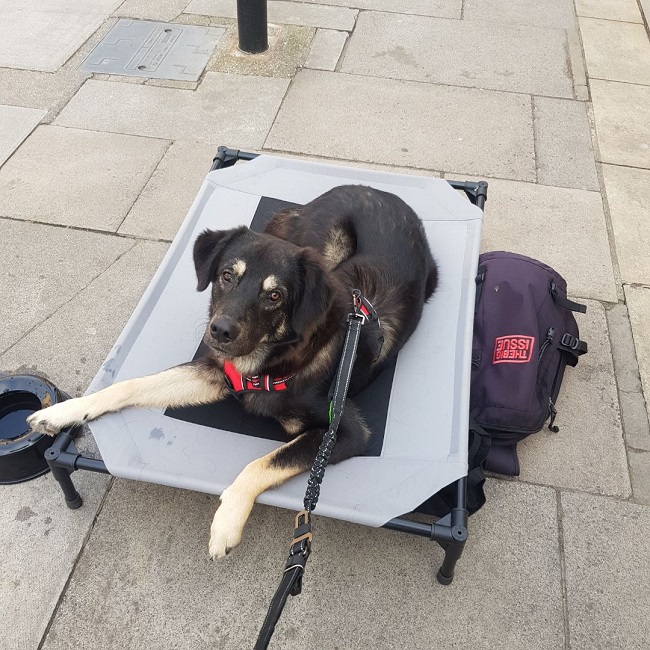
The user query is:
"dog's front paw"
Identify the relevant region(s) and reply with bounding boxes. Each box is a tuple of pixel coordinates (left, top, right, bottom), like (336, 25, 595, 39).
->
(27, 399, 87, 436)
(208, 493, 249, 561)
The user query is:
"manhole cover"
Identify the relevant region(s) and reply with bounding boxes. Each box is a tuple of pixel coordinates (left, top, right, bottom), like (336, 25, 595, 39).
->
(81, 19, 225, 82)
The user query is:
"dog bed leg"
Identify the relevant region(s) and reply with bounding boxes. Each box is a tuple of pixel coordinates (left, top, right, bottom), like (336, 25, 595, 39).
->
(433, 476, 469, 585)
(45, 429, 83, 509)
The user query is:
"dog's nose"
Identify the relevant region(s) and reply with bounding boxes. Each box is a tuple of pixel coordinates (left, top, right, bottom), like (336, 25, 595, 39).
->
(210, 318, 240, 344)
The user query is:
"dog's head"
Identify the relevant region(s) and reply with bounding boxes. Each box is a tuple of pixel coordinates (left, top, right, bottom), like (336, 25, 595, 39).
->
(193, 227, 333, 373)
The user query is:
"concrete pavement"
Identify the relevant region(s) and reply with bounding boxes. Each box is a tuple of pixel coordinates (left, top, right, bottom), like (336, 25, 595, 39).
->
(1, 0, 650, 648)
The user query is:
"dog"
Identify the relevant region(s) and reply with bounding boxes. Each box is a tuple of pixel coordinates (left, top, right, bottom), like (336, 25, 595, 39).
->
(27, 184, 438, 560)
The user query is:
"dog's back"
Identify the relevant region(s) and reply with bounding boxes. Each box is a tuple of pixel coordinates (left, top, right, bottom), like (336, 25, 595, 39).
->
(266, 185, 438, 370)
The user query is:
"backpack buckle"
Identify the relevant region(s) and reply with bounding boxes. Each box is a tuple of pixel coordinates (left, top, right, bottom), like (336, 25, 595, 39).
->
(561, 333, 579, 350)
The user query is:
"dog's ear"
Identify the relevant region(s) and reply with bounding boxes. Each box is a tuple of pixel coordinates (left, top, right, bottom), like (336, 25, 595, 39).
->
(292, 248, 333, 335)
(193, 226, 248, 291)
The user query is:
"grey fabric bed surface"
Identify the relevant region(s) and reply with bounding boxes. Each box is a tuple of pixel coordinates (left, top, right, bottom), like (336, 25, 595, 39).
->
(85, 155, 483, 527)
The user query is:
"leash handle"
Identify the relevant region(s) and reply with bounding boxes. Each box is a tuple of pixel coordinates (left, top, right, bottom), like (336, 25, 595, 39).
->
(254, 565, 304, 650)
(254, 511, 312, 650)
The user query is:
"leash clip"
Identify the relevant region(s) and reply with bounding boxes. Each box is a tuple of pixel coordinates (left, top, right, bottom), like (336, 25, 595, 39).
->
(349, 289, 365, 324)
(350, 288, 380, 326)
(288, 510, 313, 559)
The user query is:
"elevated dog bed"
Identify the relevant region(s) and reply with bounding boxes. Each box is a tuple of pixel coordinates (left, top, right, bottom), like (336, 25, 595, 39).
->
(45, 148, 485, 583)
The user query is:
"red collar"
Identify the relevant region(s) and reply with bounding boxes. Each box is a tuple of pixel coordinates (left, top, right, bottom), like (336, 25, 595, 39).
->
(223, 360, 295, 393)
(222, 291, 378, 395)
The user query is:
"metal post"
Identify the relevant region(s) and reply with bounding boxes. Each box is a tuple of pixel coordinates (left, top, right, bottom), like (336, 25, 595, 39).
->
(237, 0, 268, 54)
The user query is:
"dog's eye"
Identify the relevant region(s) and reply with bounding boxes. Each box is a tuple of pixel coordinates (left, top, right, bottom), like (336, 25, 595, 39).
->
(221, 270, 233, 283)
(268, 290, 282, 302)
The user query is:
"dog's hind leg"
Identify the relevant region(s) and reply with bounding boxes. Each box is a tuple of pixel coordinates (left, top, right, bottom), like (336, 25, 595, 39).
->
(209, 404, 371, 559)
(27, 361, 228, 436)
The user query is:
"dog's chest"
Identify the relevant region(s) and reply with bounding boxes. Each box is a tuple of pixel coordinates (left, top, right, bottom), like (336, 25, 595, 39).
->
(239, 391, 291, 419)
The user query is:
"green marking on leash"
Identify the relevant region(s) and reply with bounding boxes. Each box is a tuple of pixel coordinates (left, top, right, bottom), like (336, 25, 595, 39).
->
(328, 400, 333, 425)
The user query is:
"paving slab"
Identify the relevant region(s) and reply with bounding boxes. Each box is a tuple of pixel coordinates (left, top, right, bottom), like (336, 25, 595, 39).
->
(590, 79, 650, 169)
(0, 471, 110, 650)
(601, 164, 650, 285)
(119, 140, 217, 241)
(264, 150, 443, 176)
(561, 491, 650, 649)
(0, 14, 116, 114)
(533, 97, 598, 190)
(628, 449, 650, 504)
(0, 126, 169, 231)
(0, 104, 46, 166)
(11, 0, 121, 10)
(0, 68, 90, 114)
(115, 0, 191, 21)
(575, 84, 589, 101)
(144, 78, 198, 89)
(340, 12, 574, 98)
(209, 23, 314, 78)
(40, 478, 564, 650)
(463, 0, 578, 29)
(641, 0, 650, 26)
(0, 5, 117, 72)
(0, 241, 169, 394)
(0, 220, 133, 355)
(567, 29, 588, 90)
(480, 179, 618, 301)
(606, 303, 650, 451)
(575, 0, 643, 21)
(607, 303, 650, 456)
(518, 301, 631, 497)
(579, 18, 650, 85)
(54, 75, 290, 148)
(619, 391, 650, 451)
(92, 73, 147, 85)
(186, 0, 357, 30)
(304, 28, 348, 71)
(625, 285, 650, 423)
(265, 69, 536, 181)
(277, 0, 462, 19)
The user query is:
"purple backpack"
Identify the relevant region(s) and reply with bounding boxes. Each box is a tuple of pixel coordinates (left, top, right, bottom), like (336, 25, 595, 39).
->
(470, 251, 587, 476)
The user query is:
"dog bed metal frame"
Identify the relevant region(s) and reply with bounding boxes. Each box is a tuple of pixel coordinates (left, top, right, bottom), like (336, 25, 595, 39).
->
(44, 147, 487, 585)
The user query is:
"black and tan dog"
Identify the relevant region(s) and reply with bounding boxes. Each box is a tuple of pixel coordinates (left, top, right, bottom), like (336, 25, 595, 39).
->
(28, 185, 437, 559)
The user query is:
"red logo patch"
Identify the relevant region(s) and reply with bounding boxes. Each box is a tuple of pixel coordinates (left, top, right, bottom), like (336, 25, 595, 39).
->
(493, 335, 535, 364)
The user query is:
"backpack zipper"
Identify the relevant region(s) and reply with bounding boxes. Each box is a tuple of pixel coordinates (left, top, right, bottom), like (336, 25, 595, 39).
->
(538, 327, 556, 363)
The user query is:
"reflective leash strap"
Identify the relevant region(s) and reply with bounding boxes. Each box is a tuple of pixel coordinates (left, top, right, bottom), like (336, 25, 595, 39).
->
(303, 312, 364, 514)
(254, 306, 366, 650)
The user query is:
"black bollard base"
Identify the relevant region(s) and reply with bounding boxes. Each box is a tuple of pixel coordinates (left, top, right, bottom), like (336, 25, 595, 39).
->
(237, 0, 269, 54)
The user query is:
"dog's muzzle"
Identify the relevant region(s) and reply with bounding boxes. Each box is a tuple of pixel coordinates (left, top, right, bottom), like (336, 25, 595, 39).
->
(210, 317, 240, 345)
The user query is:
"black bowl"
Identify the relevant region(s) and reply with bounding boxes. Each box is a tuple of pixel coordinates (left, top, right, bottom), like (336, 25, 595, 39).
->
(0, 374, 70, 484)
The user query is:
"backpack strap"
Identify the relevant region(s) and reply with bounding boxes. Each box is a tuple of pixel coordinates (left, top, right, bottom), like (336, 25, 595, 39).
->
(465, 420, 492, 513)
(473, 265, 487, 315)
(550, 281, 587, 313)
(559, 332, 588, 365)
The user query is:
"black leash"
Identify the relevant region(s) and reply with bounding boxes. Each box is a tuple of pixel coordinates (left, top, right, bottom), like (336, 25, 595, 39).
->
(254, 291, 371, 650)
